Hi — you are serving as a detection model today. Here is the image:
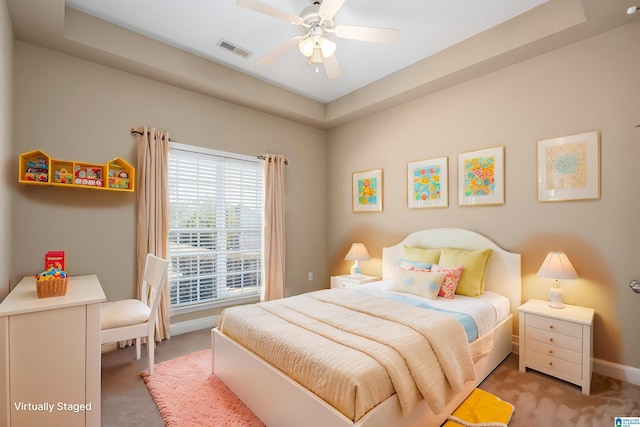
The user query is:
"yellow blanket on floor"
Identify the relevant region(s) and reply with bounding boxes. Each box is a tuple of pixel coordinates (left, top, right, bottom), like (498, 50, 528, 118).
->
(443, 388, 514, 427)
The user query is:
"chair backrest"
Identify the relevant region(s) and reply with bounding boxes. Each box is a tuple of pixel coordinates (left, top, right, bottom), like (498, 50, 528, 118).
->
(140, 253, 170, 320)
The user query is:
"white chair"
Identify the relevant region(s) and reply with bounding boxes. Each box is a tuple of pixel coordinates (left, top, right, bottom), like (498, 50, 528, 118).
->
(100, 253, 170, 375)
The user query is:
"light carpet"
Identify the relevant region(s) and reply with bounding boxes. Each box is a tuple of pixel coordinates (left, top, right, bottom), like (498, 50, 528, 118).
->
(141, 349, 265, 427)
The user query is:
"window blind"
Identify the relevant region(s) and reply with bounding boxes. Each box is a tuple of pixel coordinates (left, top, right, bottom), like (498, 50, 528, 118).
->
(168, 145, 263, 311)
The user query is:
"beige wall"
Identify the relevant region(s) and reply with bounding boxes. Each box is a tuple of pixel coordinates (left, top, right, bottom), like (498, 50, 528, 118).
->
(7, 2, 640, 371)
(328, 22, 640, 369)
(0, 0, 12, 299)
(11, 42, 328, 322)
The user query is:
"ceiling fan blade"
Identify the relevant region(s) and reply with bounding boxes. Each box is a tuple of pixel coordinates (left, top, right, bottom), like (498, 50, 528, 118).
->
(322, 54, 342, 80)
(317, 0, 348, 20)
(236, 0, 303, 25)
(256, 37, 301, 66)
(334, 25, 399, 44)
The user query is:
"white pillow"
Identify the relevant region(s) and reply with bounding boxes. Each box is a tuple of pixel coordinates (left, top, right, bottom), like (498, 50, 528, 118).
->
(388, 269, 445, 300)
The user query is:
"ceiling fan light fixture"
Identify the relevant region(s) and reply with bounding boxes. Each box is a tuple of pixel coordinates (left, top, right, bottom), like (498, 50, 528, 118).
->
(318, 37, 336, 58)
(298, 37, 315, 57)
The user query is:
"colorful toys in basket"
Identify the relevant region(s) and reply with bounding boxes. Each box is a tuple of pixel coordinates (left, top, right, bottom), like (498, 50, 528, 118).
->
(35, 267, 69, 298)
(35, 267, 68, 281)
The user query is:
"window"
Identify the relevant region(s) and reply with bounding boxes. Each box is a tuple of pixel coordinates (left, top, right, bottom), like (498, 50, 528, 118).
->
(167, 143, 263, 314)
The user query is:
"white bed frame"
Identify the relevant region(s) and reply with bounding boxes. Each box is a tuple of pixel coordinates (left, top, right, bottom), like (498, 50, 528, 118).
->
(212, 228, 521, 427)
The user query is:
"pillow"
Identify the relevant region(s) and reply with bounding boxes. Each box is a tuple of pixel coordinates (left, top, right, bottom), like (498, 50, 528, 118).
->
(388, 269, 444, 299)
(101, 299, 151, 330)
(438, 248, 493, 297)
(431, 264, 463, 299)
(398, 258, 432, 272)
(401, 245, 441, 264)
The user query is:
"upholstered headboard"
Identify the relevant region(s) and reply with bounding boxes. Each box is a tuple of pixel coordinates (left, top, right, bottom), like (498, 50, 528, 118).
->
(382, 228, 522, 319)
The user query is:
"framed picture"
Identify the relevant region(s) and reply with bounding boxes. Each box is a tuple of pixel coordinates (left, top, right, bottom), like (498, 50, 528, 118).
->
(407, 157, 448, 208)
(458, 146, 504, 206)
(352, 169, 383, 212)
(537, 131, 600, 202)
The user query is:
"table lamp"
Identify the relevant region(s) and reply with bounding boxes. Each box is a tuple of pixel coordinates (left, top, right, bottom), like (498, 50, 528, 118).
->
(344, 243, 370, 277)
(536, 251, 578, 309)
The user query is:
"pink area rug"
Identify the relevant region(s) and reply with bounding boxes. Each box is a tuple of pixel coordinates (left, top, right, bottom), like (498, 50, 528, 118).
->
(141, 349, 265, 427)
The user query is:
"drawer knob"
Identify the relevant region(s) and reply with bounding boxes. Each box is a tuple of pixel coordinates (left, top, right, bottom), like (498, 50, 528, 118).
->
(549, 362, 553, 366)
(549, 325, 554, 329)
(548, 349, 553, 354)
(549, 338, 554, 342)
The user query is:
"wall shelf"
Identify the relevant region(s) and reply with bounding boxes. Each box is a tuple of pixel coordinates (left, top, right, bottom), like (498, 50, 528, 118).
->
(19, 150, 135, 192)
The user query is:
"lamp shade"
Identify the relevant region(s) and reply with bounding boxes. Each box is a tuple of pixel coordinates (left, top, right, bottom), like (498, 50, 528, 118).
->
(298, 37, 315, 57)
(344, 243, 370, 261)
(318, 37, 336, 58)
(537, 252, 578, 279)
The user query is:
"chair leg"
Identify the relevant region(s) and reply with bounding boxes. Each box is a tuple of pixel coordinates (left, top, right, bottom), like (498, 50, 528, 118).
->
(135, 337, 141, 360)
(148, 334, 155, 375)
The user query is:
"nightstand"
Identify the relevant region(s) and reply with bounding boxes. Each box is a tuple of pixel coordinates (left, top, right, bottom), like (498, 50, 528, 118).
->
(518, 299, 595, 394)
(330, 274, 379, 289)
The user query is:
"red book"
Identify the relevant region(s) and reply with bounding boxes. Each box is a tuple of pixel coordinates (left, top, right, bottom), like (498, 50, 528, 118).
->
(45, 251, 65, 271)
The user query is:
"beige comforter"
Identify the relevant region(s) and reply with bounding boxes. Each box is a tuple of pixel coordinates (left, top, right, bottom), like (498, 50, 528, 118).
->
(218, 289, 475, 422)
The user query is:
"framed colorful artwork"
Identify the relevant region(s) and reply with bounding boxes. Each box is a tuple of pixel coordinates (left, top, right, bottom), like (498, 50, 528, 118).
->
(352, 169, 383, 212)
(458, 146, 504, 206)
(537, 131, 600, 202)
(407, 157, 448, 208)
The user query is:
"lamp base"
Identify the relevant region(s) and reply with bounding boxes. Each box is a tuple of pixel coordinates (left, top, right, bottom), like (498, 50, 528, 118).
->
(548, 286, 565, 309)
(350, 260, 361, 276)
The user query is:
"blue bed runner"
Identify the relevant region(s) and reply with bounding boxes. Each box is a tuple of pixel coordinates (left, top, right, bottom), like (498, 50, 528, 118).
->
(354, 287, 478, 342)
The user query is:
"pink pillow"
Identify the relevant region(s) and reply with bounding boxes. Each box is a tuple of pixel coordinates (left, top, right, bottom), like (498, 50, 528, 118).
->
(431, 264, 463, 299)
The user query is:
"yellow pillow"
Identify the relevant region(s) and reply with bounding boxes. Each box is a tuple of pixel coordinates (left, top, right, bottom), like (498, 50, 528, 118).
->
(438, 248, 493, 297)
(401, 245, 441, 263)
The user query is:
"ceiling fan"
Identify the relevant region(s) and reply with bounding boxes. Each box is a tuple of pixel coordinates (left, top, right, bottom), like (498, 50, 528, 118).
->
(236, 0, 400, 79)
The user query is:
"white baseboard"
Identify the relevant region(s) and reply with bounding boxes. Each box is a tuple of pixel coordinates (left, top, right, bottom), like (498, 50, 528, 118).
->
(512, 334, 640, 387)
(593, 358, 640, 387)
(171, 315, 219, 336)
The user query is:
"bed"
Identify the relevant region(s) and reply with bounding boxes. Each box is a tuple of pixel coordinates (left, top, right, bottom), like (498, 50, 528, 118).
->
(212, 228, 521, 427)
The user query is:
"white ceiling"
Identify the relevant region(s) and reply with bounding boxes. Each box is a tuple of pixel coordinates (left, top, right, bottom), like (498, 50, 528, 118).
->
(65, 0, 549, 103)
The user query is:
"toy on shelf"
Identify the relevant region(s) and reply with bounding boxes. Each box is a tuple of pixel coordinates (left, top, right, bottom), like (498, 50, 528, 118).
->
(108, 169, 130, 189)
(24, 156, 49, 182)
(74, 164, 104, 188)
(53, 168, 73, 184)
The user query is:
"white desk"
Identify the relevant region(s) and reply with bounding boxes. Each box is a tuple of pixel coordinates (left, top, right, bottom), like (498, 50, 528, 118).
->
(0, 275, 106, 427)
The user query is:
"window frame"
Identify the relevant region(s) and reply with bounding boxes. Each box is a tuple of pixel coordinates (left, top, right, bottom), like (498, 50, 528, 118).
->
(167, 142, 263, 316)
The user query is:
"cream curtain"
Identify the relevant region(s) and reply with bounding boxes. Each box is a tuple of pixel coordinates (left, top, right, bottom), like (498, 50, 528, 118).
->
(262, 154, 286, 301)
(136, 126, 170, 342)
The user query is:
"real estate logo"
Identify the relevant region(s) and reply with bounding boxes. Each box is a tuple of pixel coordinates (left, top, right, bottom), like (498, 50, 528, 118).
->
(616, 417, 640, 427)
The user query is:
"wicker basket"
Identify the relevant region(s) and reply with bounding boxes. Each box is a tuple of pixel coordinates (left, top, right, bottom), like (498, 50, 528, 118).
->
(36, 277, 69, 298)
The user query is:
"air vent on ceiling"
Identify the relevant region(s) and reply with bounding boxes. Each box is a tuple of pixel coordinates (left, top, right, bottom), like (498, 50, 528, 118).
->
(217, 39, 253, 59)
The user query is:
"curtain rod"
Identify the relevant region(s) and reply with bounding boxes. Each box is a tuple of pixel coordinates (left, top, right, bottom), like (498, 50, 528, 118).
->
(131, 128, 288, 164)
(130, 127, 173, 141)
(258, 155, 289, 165)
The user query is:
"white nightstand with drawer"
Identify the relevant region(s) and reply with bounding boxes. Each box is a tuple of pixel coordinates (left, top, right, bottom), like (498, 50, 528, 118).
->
(330, 275, 379, 289)
(518, 299, 595, 394)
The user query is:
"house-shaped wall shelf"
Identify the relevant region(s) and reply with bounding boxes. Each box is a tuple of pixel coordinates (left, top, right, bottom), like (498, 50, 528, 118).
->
(19, 150, 135, 192)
